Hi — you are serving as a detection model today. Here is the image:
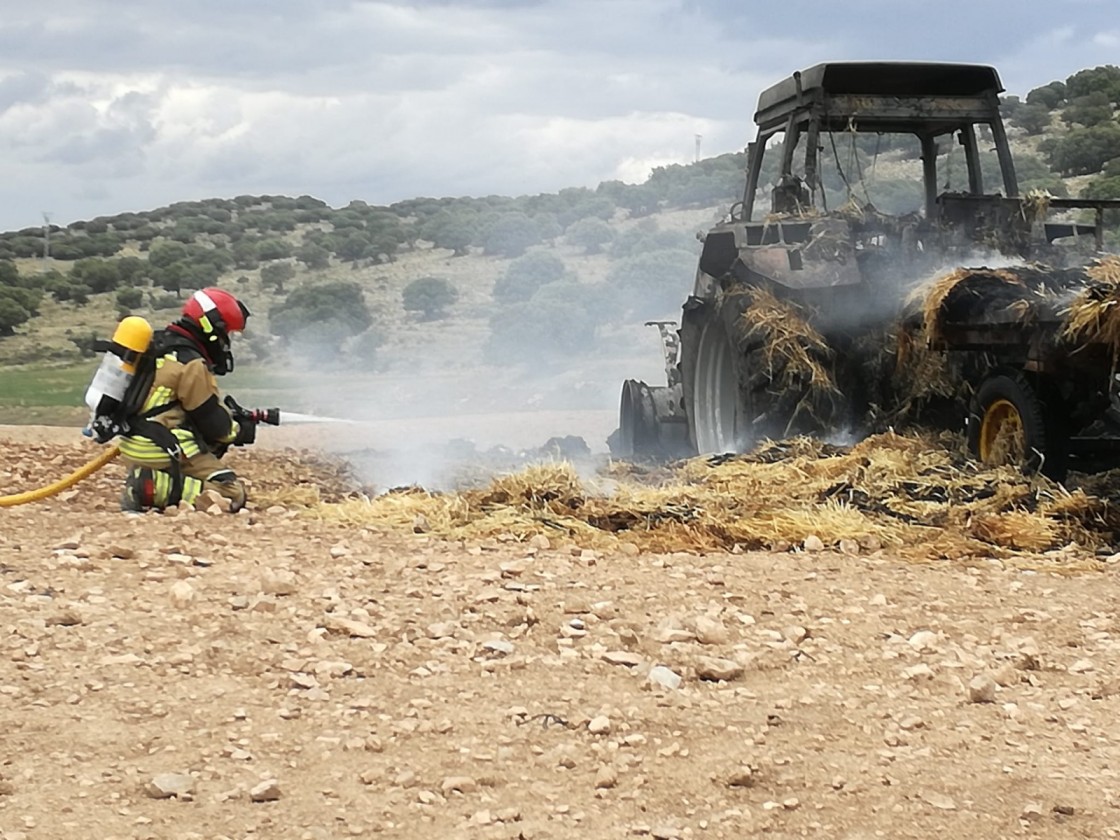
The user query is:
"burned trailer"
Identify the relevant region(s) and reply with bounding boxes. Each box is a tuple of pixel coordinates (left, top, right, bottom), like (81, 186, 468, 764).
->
(614, 61, 1120, 476)
(924, 261, 1120, 479)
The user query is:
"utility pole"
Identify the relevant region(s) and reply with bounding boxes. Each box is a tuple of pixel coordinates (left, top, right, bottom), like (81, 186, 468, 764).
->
(695, 134, 702, 163)
(41, 211, 52, 271)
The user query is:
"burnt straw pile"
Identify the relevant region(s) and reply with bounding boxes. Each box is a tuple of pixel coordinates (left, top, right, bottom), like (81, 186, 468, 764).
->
(286, 430, 1120, 566)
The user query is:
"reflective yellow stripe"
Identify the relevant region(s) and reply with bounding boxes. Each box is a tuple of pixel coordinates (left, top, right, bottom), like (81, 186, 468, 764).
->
(118, 440, 172, 464)
(120, 428, 201, 463)
(179, 476, 204, 506)
(143, 384, 174, 413)
(152, 471, 171, 505)
(173, 428, 202, 458)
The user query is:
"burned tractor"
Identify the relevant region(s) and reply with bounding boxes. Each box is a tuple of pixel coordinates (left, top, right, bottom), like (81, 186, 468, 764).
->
(615, 61, 1120, 479)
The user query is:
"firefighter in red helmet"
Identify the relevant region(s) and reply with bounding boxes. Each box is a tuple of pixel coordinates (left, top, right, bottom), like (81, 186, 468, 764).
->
(118, 287, 257, 512)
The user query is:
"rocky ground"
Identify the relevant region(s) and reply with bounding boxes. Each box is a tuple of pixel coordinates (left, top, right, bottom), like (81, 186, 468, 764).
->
(3, 430, 1120, 839)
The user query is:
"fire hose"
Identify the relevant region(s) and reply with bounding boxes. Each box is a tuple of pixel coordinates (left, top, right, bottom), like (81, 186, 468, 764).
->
(0, 444, 122, 507)
(0, 398, 309, 508)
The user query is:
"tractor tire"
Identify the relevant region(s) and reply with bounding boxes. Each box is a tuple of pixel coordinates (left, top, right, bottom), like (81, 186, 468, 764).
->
(612, 379, 692, 461)
(679, 293, 763, 455)
(966, 371, 1067, 480)
(615, 379, 659, 459)
(680, 296, 828, 453)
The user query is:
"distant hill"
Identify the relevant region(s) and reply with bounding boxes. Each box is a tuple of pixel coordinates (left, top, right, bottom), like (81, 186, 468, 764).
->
(0, 64, 1117, 376)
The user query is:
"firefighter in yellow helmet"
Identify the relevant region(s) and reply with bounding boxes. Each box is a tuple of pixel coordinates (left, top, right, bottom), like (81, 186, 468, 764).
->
(119, 287, 257, 512)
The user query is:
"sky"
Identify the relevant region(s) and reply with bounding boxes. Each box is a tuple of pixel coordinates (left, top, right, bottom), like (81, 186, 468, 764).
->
(0, 0, 1117, 233)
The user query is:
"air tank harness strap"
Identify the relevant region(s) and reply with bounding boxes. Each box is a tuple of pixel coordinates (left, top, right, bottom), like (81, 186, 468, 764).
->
(128, 400, 186, 507)
(92, 337, 146, 368)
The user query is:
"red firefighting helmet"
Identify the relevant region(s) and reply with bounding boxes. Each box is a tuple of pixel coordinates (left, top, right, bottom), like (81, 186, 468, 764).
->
(180, 287, 251, 374)
(181, 287, 251, 335)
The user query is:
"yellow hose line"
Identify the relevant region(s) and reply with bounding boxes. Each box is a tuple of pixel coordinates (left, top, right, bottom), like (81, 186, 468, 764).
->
(0, 444, 121, 507)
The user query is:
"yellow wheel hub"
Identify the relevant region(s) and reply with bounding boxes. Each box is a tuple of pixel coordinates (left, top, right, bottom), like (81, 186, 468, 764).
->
(978, 398, 1026, 465)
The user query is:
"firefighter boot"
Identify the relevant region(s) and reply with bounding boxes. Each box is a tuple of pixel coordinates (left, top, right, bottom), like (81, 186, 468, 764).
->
(120, 466, 204, 512)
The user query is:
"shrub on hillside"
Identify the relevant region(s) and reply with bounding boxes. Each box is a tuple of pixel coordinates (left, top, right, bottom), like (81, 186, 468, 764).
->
(296, 242, 331, 270)
(1026, 81, 1067, 110)
(0, 286, 41, 336)
(610, 224, 697, 260)
(402, 276, 459, 321)
(261, 262, 296, 293)
(1061, 92, 1115, 128)
(70, 258, 125, 294)
(1082, 174, 1120, 227)
(565, 217, 615, 254)
(605, 249, 698, 321)
(1065, 65, 1120, 106)
(419, 210, 477, 256)
(116, 288, 144, 310)
(485, 279, 612, 365)
(257, 239, 293, 261)
(1041, 124, 1120, 176)
(269, 280, 372, 341)
(492, 250, 567, 304)
(482, 212, 542, 258)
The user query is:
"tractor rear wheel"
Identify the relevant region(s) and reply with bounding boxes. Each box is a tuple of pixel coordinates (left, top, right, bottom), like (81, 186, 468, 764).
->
(616, 379, 658, 459)
(612, 379, 692, 461)
(689, 316, 748, 454)
(967, 371, 1067, 480)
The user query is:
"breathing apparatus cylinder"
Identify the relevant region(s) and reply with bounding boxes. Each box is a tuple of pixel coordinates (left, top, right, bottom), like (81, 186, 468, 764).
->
(84, 316, 154, 438)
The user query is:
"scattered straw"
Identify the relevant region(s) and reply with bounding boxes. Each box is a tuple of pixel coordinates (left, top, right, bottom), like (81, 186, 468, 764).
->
(735, 285, 839, 432)
(1062, 256, 1120, 356)
(275, 431, 1120, 567)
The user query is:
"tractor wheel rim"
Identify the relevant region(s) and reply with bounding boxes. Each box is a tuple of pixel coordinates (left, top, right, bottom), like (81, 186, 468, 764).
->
(978, 398, 1025, 464)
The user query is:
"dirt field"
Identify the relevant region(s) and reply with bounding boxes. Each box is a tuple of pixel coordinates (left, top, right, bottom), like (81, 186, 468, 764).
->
(3, 429, 1120, 839)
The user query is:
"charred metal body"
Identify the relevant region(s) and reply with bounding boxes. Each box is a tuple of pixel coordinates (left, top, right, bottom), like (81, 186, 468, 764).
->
(615, 61, 1120, 477)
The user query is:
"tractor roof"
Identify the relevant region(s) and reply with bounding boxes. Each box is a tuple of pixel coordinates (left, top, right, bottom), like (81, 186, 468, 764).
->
(754, 62, 1005, 133)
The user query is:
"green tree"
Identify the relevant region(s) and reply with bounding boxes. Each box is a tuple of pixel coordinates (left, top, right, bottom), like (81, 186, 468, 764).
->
(70, 258, 123, 294)
(492, 250, 567, 304)
(0, 294, 31, 336)
(1026, 81, 1067, 110)
(335, 232, 371, 262)
(1015, 153, 1069, 196)
(296, 242, 331, 270)
(149, 241, 190, 270)
(485, 280, 608, 365)
(116, 288, 144, 310)
(420, 210, 476, 256)
(269, 280, 372, 339)
(257, 239, 293, 261)
(117, 256, 147, 287)
(564, 217, 615, 254)
(261, 262, 296, 293)
(1011, 103, 1053, 134)
(482, 212, 541, 258)
(402, 276, 459, 321)
(616, 183, 662, 218)
(559, 196, 616, 227)
(0, 287, 41, 336)
(349, 325, 386, 366)
(1042, 124, 1120, 176)
(610, 223, 697, 259)
(0, 259, 19, 286)
(232, 240, 260, 270)
(1062, 92, 1114, 128)
(606, 249, 698, 321)
(1082, 174, 1120, 227)
(999, 95, 1023, 119)
(155, 260, 219, 295)
(1066, 65, 1120, 106)
(46, 273, 89, 305)
(364, 230, 402, 263)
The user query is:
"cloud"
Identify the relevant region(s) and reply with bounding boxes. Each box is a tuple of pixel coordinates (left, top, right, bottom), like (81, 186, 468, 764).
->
(0, 1, 1114, 230)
